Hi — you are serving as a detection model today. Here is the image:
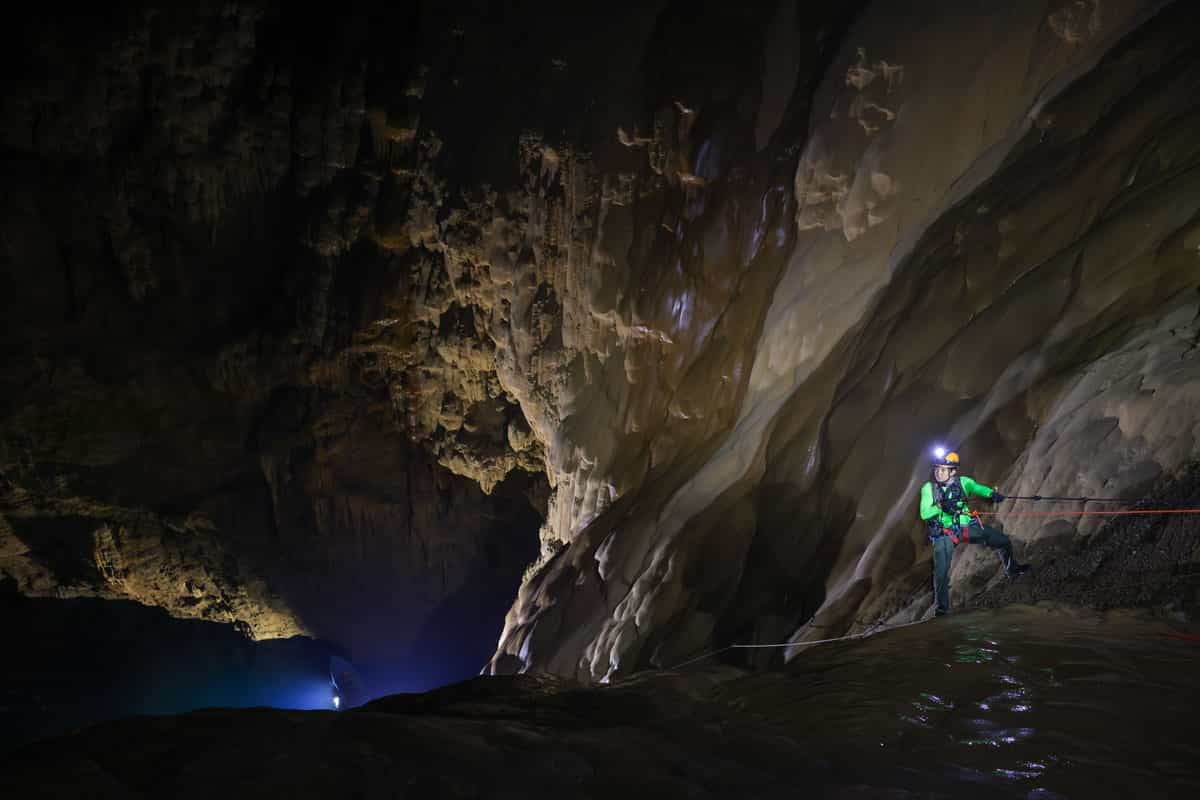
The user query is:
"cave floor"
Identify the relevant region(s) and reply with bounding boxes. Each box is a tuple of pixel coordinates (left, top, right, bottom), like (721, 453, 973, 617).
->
(3, 604, 1198, 799)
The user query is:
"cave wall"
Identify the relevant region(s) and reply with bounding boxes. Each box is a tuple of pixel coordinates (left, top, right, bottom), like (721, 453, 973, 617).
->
(487, 0, 1200, 680)
(0, 0, 855, 670)
(3, 0, 1199, 689)
(796, 0, 1200, 640)
(0, 2, 555, 669)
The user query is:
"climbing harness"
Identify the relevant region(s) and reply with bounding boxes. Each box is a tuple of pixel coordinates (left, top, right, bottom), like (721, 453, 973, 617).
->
(933, 478, 967, 513)
(927, 477, 974, 541)
(930, 523, 971, 543)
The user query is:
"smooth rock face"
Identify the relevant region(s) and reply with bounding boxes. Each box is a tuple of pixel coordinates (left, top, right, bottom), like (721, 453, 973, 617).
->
(488, 0, 1200, 681)
(2, 0, 1200, 693)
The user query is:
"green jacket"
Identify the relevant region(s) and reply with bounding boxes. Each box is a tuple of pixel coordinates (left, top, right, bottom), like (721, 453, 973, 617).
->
(920, 476, 996, 528)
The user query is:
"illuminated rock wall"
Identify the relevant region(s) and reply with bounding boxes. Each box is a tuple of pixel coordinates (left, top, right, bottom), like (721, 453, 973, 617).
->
(2, 1, 1198, 685)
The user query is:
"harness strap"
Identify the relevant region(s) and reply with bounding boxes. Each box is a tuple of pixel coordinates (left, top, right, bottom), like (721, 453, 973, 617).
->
(929, 515, 982, 544)
(933, 478, 971, 528)
(929, 525, 962, 544)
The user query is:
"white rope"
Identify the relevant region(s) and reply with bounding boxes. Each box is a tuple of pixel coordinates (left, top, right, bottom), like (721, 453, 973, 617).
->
(730, 616, 932, 649)
(669, 645, 735, 670)
(668, 616, 931, 669)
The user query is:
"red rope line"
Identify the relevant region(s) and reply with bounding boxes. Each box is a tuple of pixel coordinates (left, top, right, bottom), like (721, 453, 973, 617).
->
(975, 508, 1200, 517)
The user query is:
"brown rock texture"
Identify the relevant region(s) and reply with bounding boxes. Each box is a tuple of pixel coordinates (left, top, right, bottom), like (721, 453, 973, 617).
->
(0, 0, 856, 667)
(0, 2, 558, 664)
(3, 0, 1200, 696)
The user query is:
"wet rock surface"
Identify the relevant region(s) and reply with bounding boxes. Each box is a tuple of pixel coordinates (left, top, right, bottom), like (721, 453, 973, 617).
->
(3, 605, 1197, 799)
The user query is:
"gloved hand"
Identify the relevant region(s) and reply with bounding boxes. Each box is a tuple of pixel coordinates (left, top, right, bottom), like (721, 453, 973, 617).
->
(991, 491, 1005, 503)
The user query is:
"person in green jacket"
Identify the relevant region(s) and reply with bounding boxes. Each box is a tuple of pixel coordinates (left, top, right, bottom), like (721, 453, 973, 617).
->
(920, 449, 1030, 616)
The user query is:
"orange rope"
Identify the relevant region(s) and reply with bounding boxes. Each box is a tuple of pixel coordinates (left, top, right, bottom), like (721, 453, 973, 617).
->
(976, 508, 1200, 517)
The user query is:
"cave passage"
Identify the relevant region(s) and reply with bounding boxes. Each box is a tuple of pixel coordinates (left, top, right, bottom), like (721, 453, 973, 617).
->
(0, 469, 543, 750)
(344, 471, 545, 703)
(0, 582, 335, 753)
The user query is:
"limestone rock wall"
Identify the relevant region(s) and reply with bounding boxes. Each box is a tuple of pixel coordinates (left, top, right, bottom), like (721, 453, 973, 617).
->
(489, 0, 1200, 680)
(0, 0, 848, 666)
(1, 0, 858, 661)
(3, 0, 1199, 688)
(0, 2, 554, 664)
(797, 0, 1200, 640)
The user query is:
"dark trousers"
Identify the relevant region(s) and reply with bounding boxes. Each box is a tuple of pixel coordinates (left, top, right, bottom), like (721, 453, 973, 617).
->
(931, 523, 1016, 614)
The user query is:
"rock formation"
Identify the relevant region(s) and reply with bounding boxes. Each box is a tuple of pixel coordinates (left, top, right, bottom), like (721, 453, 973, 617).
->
(2, 0, 1199, 698)
(0, 2, 551, 674)
(486, 0, 1200, 680)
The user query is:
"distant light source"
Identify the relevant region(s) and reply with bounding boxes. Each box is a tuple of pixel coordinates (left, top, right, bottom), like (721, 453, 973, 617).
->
(332, 695, 340, 710)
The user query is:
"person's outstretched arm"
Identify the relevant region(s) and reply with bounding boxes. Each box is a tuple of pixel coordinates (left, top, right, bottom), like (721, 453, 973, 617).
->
(960, 475, 996, 499)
